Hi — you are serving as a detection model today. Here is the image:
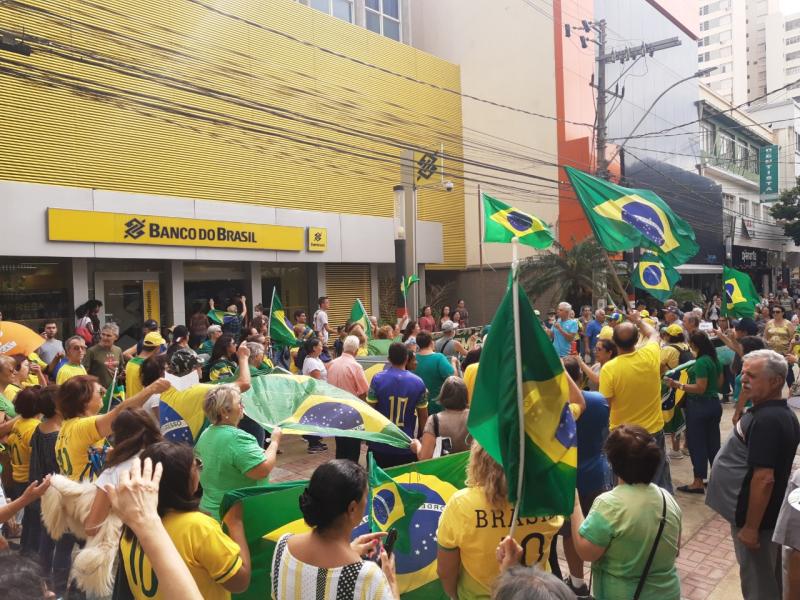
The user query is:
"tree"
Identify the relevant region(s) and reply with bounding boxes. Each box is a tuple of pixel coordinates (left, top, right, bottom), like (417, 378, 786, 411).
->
(769, 176, 800, 244)
(518, 238, 614, 308)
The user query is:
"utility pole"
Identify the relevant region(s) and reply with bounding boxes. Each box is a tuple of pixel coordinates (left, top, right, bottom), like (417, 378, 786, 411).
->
(594, 20, 609, 180)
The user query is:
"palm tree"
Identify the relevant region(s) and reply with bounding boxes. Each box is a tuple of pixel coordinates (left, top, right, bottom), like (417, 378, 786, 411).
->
(518, 238, 617, 308)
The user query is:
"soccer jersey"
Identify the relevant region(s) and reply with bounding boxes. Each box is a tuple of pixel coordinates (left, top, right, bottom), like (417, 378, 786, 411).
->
(125, 357, 145, 398)
(366, 367, 427, 455)
(9, 417, 40, 483)
(56, 363, 87, 385)
(55, 416, 102, 482)
(119, 510, 242, 600)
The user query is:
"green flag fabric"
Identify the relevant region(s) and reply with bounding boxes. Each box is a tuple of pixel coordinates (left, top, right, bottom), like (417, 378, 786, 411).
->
(350, 298, 372, 340)
(220, 451, 470, 600)
(631, 252, 681, 301)
(241, 373, 411, 448)
(206, 308, 237, 325)
(563, 166, 698, 266)
(400, 275, 420, 298)
(368, 453, 426, 553)
(722, 265, 760, 318)
(468, 277, 577, 517)
(482, 193, 554, 249)
(269, 291, 299, 347)
(101, 382, 125, 414)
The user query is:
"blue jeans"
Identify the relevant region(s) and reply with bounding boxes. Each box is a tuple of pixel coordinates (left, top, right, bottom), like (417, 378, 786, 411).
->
(685, 396, 722, 480)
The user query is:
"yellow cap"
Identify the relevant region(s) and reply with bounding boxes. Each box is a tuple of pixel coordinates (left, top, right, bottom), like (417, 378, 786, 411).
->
(143, 331, 166, 348)
(598, 325, 614, 340)
(640, 310, 650, 318)
(665, 324, 684, 337)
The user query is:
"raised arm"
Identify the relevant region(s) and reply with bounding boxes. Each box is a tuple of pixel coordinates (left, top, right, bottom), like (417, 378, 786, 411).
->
(95, 378, 170, 437)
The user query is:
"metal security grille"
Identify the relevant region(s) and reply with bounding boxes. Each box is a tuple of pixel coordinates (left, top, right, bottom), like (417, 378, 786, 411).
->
(324, 264, 372, 335)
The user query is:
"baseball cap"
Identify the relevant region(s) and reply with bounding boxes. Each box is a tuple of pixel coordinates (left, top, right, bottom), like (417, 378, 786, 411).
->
(640, 310, 650, 318)
(143, 319, 159, 331)
(735, 317, 758, 336)
(169, 348, 203, 377)
(665, 324, 684, 337)
(441, 320, 457, 332)
(143, 331, 166, 348)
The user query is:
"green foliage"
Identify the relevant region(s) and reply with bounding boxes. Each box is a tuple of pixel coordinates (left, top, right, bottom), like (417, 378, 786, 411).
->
(518, 239, 612, 308)
(669, 286, 704, 307)
(769, 176, 800, 244)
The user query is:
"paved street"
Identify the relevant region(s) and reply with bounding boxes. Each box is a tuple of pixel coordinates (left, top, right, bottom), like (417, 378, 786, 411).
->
(269, 403, 800, 600)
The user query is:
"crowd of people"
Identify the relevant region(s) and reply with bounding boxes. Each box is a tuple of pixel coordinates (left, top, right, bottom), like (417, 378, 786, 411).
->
(0, 289, 799, 600)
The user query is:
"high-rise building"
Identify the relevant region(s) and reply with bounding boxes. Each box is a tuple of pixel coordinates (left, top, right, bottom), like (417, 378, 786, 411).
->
(698, 0, 748, 104)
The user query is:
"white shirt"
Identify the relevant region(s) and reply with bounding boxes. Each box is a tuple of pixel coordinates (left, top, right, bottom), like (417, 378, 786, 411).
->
(94, 455, 138, 490)
(313, 309, 329, 345)
(302, 356, 327, 381)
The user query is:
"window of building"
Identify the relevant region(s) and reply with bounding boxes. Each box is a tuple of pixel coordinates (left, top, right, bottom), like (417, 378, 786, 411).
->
(701, 122, 715, 154)
(787, 17, 800, 31)
(788, 49, 800, 61)
(739, 197, 749, 217)
(787, 34, 800, 46)
(723, 193, 735, 212)
(365, 0, 401, 41)
(719, 133, 735, 161)
(304, 0, 354, 23)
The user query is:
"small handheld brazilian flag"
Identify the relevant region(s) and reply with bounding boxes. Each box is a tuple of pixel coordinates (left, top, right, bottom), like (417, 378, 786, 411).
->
(722, 265, 760, 318)
(269, 290, 298, 348)
(631, 252, 680, 301)
(400, 275, 419, 298)
(482, 193, 554, 249)
(368, 453, 425, 554)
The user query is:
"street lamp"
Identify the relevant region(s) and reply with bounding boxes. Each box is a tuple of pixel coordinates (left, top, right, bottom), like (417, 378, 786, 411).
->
(605, 67, 717, 168)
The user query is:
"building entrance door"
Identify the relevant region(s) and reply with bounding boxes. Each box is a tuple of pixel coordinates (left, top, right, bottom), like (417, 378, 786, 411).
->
(95, 273, 160, 350)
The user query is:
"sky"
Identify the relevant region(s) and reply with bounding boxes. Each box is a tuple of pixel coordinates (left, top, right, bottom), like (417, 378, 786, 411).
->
(781, 0, 800, 14)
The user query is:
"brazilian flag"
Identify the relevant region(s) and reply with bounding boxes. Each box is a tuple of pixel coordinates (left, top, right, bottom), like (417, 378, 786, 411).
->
(564, 166, 698, 267)
(220, 451, 469, 600)
(100, 383, 125, 414)
(722, 265, 760, 318)
(268, 291, 298, 347)
(400, 274, 420, 298)
(631, 252, 680, 301)
(207, 309, 237, 325)
(661, 360, 694, 428)
(350, 298, 372, 340)
(468, 273, 577, 517)
(368, 453, 425, 553)
(482, 193, 554, 249)
(240, 373, 411, 449)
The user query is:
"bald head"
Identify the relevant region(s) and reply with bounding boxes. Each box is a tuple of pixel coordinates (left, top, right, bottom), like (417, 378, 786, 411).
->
(612, 322, 639, 351)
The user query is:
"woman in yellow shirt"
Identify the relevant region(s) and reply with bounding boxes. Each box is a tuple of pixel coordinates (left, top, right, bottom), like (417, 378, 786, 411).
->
(119, 441, 251, 600)
(55, 374, 169, 482)
(7, 386, 42, 555)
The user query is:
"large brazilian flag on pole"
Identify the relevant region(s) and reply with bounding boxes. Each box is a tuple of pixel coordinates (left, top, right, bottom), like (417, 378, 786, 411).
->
(468, 242, 577, 517)
(722, 265, 760, 318)
(221, 452, 470, 600)
(631, 252, 681, 301)
(564, 165, 699, 267)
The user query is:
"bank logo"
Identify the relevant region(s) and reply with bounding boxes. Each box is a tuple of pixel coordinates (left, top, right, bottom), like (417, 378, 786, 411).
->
(416, 152, 438, 181)
(124, 218, 146, 240)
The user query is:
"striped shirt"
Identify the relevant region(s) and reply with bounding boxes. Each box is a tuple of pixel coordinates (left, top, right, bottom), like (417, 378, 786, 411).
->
(271, 534, 393, 600)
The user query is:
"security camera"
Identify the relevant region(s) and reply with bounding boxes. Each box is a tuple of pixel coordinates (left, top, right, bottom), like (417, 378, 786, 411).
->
(443, 180, 454, 192)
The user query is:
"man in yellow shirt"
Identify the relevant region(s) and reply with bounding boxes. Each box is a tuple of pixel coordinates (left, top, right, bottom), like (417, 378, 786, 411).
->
(56, 336, 88, 385)
(125, 331, 165, 398)
(599, 310, 672, 492)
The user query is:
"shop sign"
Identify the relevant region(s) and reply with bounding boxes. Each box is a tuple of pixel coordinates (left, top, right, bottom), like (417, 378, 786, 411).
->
(307, 227, 327, 252)
(759, 145, 779, 198)
(47, 209, 325, 252)
(733, 246, 768, 269)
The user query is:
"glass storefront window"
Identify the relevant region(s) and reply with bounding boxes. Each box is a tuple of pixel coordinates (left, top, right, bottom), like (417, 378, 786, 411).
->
(184, 261, 249, 322)
(261, 264, 310, 319)
(0, 258, 71, 336)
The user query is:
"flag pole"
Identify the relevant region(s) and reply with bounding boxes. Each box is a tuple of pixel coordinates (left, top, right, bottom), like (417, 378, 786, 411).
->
(102, 367, 118, 414)
(267, 287, 276, 359)
(603, 251, 629, 313)
(509, 238, 526, 538)
(478, 184, 486, 324)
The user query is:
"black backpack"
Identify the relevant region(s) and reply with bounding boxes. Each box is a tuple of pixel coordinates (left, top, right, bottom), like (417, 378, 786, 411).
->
(668, 343, 694, 366)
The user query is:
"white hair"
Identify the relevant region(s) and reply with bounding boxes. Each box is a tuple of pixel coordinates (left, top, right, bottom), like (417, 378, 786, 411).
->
(558, 302, 572, 312)
(692, 307, 703, 316)
(595, 309, 605, 319)
(744, 349, 788, 381)
(101, 322, 119, 336)
(343, 335, 361, 354)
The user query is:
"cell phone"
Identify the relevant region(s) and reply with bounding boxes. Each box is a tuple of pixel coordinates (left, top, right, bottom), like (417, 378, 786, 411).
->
(383, 528, 398, 558)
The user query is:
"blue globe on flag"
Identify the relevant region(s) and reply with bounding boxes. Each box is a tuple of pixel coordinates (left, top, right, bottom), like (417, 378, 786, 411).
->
(621, 201, 666, 246)
(642, 265, 663, 287)
(507, 211, 533, 232)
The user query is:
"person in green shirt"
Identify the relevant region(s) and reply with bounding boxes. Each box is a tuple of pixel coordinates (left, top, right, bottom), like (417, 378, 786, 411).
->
(665, 331, 723, 494)
(195, 384, 282, 520)
(198, 324, 222, 357)
(412, 331, 455, 414)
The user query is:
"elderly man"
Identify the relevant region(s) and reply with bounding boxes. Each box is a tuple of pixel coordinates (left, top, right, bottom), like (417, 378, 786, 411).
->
(662, 306, 682, 328)
(706, 350, 800, 600)
(199, 324, 223, 356)
(683, 312, 700, 336)
(549, 302, 579, 358)
(327, 335, 370, 463)
(599, 310, 673, 492)
(55, 336, 88, 385)
(83, 322, 123, 389)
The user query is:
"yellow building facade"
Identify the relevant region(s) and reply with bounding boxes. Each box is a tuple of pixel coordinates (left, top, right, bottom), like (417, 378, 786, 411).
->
(0, 0, 464, 339)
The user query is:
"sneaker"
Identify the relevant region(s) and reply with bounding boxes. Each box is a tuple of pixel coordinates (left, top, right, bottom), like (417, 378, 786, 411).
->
(563, 577, 592, 599)
(668, 449, 684, 460)
(307, 444, 326, 454)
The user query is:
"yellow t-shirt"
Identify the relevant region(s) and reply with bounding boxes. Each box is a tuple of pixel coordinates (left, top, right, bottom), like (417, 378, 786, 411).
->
(9, 417, 41, 483)
(119, 510, 242, 600)
(56, 363, 87, 385)
(4, 384, 21, 401)
(357, 346, 368, 357)
(55, 416, 101, 482)
(125, 359, 144, 399)
(437, 486, 563, 600)
(599, 342, 664, 433)
(463, 362, 479, 406)
(160, 384, 213, 445)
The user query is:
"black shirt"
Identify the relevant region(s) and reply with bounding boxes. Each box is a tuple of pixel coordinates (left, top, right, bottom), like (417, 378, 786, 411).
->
(736, 399, 800, 529)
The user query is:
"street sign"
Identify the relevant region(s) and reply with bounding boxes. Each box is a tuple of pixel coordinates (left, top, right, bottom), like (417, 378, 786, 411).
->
(759, 145, 779, 198)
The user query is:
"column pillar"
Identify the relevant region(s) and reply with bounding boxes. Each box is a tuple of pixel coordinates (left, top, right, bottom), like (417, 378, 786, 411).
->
(72, 258, 89, 318)
(169, 260, 185, 326)
(370, 263, 380, 321)
(249, 262, 262, 311)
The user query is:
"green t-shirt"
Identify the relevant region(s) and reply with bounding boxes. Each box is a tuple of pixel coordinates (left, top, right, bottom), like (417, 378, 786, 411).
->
(688, 354, 721, 399)
(195, 424, 268, 520)
(580, 483, 682, 600)
(0, 392, 16, 417)
(198, 339, 214, 356)
(413, 352, 454, 412)
(367, 339, 393, 356)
